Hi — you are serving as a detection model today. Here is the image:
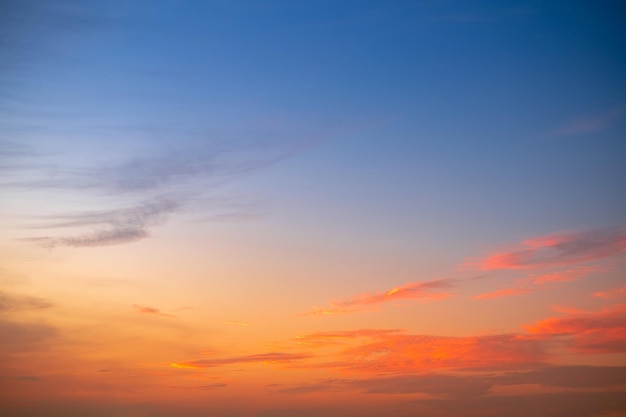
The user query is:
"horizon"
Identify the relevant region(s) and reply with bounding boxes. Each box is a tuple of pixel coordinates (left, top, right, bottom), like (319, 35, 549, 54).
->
(1, 1, 625, 416)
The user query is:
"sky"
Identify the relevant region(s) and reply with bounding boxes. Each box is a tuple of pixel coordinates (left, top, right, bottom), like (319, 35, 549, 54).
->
(1, 0, 625, 416)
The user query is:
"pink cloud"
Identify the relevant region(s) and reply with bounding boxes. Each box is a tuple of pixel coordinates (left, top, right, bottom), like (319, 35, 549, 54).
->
(523, 304, 626, 353)
(594, 285, 626, 299)
(474, 266, 599, 301)
(308, 279, 455, 315)
(296, 329, 548, 373)
(469, 229, 626, 271)
(527, 266, 598, 285)
(132, 304, 174, 317)
(473, 287, 534, 300)
(550, 106, 623, 137)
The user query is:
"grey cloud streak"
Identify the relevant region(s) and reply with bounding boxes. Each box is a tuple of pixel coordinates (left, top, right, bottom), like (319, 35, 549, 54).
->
(7, 131, 315, 247)
(22, 198, 179, 248)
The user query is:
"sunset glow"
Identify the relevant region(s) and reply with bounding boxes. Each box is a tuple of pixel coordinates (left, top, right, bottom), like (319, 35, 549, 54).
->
(1, 1, 625, 416)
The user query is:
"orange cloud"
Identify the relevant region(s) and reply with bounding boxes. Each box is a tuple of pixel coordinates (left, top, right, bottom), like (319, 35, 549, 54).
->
(474, 266, 600, 300)
(132, 304, 174, 317)
(171, 352, 312, 369)
(224, 321, 249, 326)
(523, 304, 626, 353)
(309, 279, 455, 315)
(473, 287, 534, 300)
(295, 328, 547, 373)
(469, 229, 626, 271)
(527, 266, 598, 285)
(594, 285, 626, 299)
(296, 329, 403, 347)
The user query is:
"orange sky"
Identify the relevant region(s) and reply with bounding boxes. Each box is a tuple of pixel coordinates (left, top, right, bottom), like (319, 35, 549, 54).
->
(2, 1, 626, 416)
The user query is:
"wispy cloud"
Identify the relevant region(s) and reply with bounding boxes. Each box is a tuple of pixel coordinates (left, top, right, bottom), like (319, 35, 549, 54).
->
(133, 304, 174, 317)
(5, 131, 324, 247)
(171, 352, 312, 369)
(308, 278, 456, 315)
(224, 321, 249, 327)
(468, 229, 626, 271)
(0, 291, 53, 312)
(0, 319, 58, 353)
(165, 383, 227, 390)
(550, 106, 623, 137)
(594, 285, 626, 299)
(313, 229, 622, 313)
(272, 365, 626, 397)
(474, 287, 534, 300)
(294, 328, 548, 373)
(473, 265, 600, 300)
(523, 303, 626, 353)
(22, 198, 178, 248)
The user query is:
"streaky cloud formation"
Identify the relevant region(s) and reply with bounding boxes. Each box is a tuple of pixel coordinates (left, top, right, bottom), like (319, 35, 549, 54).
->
(309, 279, 456, 315)
(473, 287, 534, 300)
(550, 106, 623, 137)
(294, 329, 548, 373)
(594, 285, 626, 299)
(524, 303, 626, 353)
(6, 128, 327, 247)
(273, 365, 626, 397)
(0, 291, 53, 312)
(171, 352, 312, 369)
(470, 229, 626, 270)
(133, 304, 174, 317)
(22, 198, 178, 248)
(474, 265, 600, 300)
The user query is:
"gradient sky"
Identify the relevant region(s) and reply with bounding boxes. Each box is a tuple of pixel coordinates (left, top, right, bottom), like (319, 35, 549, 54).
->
(1, 1, 626, 416)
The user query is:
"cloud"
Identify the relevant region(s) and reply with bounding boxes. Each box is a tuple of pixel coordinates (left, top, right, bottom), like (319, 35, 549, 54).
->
(497, 365, 626, 388)
(473, 266, 599, 300)
(415, 391, 626, 417)
(308, 279, 455, 315)
(133, 304, 174, 317)
(0, 291, 53, 312)
(12, 375, 41, 382)
(550, 106, 623, 137)
(312, 229, 621, 313)
(295, 329, 403, 347)
(0, 319, 58, 352)
(272, 365, 626, 398)
(473, 287, 534, 300)
(21, 198, 178, 248)
(6, 132, 322, 247)
(469, 229, 626, 271)
(594, 285, 626, 299)
(224, 321, 249, 326)
(527, 266, 599, 285)
(270, 381, 338, 394)
(166, 383, 228, 390)
(523, 303, 626, 353)
(171, 352, 312, 369)
(347, 373, 491, 397)
(295, 328, 547, 373)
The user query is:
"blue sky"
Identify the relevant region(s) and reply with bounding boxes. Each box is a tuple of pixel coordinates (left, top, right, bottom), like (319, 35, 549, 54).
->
(1, 1, 625, 416)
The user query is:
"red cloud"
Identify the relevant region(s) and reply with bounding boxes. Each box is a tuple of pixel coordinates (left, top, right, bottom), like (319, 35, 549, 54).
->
(309, 279, 455, 315)
(469, 229, 626, 271)
(523, 304, 626, 353)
